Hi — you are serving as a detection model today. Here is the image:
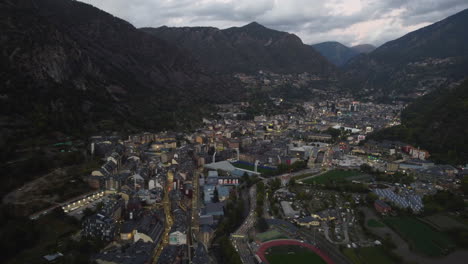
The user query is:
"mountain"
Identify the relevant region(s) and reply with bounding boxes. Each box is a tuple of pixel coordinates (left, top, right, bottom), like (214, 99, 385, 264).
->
(0, 0, 238, 146)
(141, 22, 336, 75)
(350, 44, 376, 54)
(343, 8, 468, 98)
(372, 79, 468, 165)
(311, 41, 359, 66)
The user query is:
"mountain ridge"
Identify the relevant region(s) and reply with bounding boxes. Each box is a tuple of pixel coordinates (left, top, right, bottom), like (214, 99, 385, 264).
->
(141, 22, 337, 75)
(342, 8, 468, 98)
(0, 0, 240, 145)
(350, 44, 376, 54)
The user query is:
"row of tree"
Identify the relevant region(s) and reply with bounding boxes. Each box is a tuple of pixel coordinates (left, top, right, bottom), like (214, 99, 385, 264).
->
(213, 188, 245, 264)
(255, 182, 269, 232)
(263, 160, 308, 177)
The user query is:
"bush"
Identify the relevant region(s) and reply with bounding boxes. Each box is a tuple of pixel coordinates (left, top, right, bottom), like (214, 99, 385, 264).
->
(423, 191, 464, 215)
(447, 228, 468, 248)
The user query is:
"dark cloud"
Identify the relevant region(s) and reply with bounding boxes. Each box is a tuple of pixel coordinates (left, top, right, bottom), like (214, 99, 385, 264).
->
(78, 0, 468, 46)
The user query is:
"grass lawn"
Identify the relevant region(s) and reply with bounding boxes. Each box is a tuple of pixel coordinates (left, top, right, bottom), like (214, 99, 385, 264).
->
(449, 214, 468, 227)
(343, 247, 395, 264)
(384, 216, 455, 257)
(7, 211, 80, 264)
(367, 219, 385, 228)
(257, 230, 288, 242)
(303, 170, 362, 184)
(423, 214, 468, 231)
(266, 245, 326, 264)
(7, 210, 106, 264)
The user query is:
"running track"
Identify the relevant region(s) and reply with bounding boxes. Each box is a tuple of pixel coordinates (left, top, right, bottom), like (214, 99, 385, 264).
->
(256, 239, 334, 264)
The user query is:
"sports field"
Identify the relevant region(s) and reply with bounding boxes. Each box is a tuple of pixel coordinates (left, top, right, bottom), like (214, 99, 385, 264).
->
(384, 216, 455, 256)
(303, 170, 362, 184)
(232, 161, 275, 174)
(367, 219, 385, 228)
(265, 245, 327, 264)
(343, 247, 395, 264)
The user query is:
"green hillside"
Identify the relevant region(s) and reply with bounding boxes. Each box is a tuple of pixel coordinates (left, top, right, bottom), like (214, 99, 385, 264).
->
(372, 80, 468, 164)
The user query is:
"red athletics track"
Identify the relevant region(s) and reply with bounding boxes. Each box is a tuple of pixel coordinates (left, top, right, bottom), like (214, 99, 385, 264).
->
(256, 239, 334, 264)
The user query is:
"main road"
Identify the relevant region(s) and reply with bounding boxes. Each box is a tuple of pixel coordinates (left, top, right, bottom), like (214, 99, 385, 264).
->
(230, 168, 317, 264)
(231, 184, 257, 264)
(152, 171, 174, 264)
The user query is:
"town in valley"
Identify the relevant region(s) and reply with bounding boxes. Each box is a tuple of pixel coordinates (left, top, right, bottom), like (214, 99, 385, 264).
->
(2, 1, 468, 264)
(7, 96, 467, 264)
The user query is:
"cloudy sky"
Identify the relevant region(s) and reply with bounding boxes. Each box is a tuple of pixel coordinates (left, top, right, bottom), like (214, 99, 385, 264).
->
(79, 0, 468, 46)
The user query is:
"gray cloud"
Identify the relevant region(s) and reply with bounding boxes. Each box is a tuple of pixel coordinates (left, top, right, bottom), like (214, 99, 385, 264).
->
(78, 0, 468, 46)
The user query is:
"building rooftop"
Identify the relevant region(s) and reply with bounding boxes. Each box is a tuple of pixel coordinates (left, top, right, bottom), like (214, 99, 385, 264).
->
(204, 161, 236, 172)
(94, 240, 154, 264)
(204, 202, 224, 216)
(280, 201, 299, 218)
(375, 200, 391, 209)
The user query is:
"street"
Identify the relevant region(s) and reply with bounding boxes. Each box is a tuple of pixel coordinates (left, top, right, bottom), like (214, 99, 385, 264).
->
(231, 184, 257, 264)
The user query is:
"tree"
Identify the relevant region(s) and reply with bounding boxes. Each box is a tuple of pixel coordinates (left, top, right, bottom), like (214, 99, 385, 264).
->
(241, 172, 251, 187)
(0, 205, 40, 262)
(269, 178, 281, 192)
(96, 202, 104, 211)
(83, 208, 95, 218)
(218, 236, 242, 264)
(462, 176, 468, 195)
(289, 178, 296, 187)
(256, 217, 269, 232)
(447, 228, 468, 248)
(326, 127, 341, 140)
(297, 191, 308, 201)
(423, 191, 464, 214)
(207, 146, 215, 157)
(360, 163, 373, 173)
(212, 188, 220, 203)
(257, 181, 265, 193)
(366, 192, 378, 204)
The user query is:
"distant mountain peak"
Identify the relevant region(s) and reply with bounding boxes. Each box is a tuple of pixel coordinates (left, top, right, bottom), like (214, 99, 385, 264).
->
(311, 41, 358, 66)
(243, 21, 265, 29)
(343, 8, 468, 97)
(316, 41, 345, 45)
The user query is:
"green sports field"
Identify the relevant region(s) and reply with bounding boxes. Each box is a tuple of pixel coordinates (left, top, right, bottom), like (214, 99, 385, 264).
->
(367, 219, 385, 228)
(265, 245, 326, 264)
(343, 247, 395, 264)
(303, 170, 362, 184)
(384, 216, 455, 256)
